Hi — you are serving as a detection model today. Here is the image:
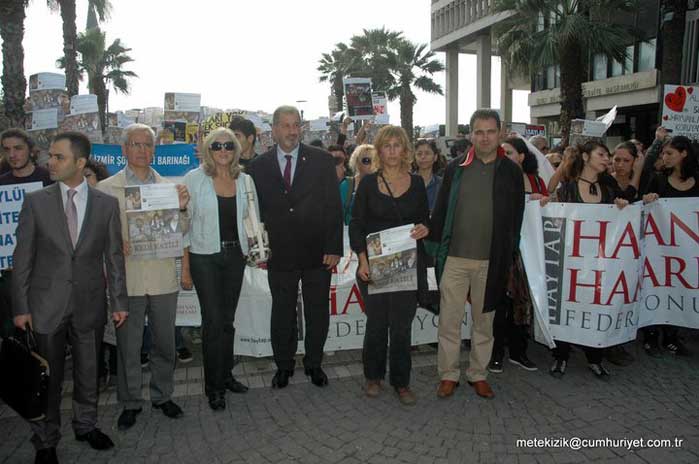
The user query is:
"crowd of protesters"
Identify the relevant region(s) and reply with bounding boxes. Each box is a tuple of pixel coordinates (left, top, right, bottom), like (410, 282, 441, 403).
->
(1, 105, 697, 464)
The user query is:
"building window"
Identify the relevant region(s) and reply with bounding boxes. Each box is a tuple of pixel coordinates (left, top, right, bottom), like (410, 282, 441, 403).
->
(545, 65, 560, 89)
(625, 45, 634, 74)
(611, 59, 623, 77)
(593, 54, 608, 80)
(638, 38, 656, 72)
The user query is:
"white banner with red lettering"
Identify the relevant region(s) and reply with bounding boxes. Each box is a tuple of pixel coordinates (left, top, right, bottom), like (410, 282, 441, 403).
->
(522, 199, 698, 349)
(176, 230, 471, 357)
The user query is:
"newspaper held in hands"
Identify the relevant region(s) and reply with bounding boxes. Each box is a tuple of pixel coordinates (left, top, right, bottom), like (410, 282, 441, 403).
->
(125, 184, 183, 260)
(367, 224, 418, 295)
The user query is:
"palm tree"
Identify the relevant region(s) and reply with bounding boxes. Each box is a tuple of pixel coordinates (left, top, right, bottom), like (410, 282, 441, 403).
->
(349, 27, 404, 92)
(494, 0, 640, 144)
(317, 42, 352, 114)
(387, 40, 444, 140)
(58, 28, 137, 132)
(47, 0, 79, 96)
(86, 0, 111, 30)
(49, 0, 111, 97)
(0, 0, 29, 128)
(658, 0, 687, 85)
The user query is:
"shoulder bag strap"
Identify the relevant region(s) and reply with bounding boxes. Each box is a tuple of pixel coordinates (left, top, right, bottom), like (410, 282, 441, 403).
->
(379, 172, 404, 223)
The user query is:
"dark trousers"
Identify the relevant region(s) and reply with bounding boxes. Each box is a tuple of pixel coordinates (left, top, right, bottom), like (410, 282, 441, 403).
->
(553, 342, 603, 364)
(190, 247, 246, 396)
(31, 314, 103, 450)
(0, 270, 13, 339)
(644, 325, 679, 346)
(267, 267, 331, 371)
(492, 296, 528, 361)
(358, 282, 418, 389)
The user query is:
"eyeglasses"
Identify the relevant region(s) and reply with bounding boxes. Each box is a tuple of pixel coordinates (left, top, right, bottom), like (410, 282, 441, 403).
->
(210, 141, 236, 152)
(360, 157, 372, 165)
(127, 141, 153, 150)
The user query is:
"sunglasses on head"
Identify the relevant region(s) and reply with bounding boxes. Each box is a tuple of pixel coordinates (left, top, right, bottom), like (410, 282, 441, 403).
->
(360, 157, 372, 165)
(210, 141, 236, 152)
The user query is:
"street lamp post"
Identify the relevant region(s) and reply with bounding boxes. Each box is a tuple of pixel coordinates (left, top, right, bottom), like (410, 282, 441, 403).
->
(296, 100, 307, 121)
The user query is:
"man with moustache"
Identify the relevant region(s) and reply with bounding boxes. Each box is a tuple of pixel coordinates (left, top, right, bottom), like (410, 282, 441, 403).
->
(12, 131, 128, 464)
(246, 105, 343, 388)
(97, 123, 190, 430)
(429, 109, 525, 400)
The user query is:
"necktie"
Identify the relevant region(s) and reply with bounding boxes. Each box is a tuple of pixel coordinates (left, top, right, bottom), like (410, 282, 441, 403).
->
(283, 155, 292, 189)
(66, 189, 78, 247)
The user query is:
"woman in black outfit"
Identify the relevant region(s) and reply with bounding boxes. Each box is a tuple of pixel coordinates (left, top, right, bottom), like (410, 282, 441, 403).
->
(350, 125, 429, 406)
(641, 135, 699, 357)
(550, 141, 630, 380)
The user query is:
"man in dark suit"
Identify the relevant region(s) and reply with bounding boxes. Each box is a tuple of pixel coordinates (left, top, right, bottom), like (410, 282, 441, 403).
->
(247, 105, 343, 388)
(12, 132, 128, 464)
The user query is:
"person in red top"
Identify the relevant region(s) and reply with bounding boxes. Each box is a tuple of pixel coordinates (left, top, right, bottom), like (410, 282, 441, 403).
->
(501, 137, 548, 197)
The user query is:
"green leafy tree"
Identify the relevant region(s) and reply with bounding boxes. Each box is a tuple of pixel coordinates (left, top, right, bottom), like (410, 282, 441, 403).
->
(387, 40, 444, 140)
(0, 0, 29, 128)
(58, 28, 137, 132)
(317, 42, 352, 114)
(494, 0, 640, 144)
(318, 28, 443, 140)
(49, 0, 112, 97)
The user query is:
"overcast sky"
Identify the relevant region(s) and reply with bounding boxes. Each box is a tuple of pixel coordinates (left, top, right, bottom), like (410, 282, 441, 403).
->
(17, 0, 530, 126)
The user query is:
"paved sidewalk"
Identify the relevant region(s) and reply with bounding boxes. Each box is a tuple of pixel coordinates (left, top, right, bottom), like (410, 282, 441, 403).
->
(1, 340, 698, 464)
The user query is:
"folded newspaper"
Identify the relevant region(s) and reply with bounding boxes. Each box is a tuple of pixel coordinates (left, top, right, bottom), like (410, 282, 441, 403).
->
(367, 224, 418, 295)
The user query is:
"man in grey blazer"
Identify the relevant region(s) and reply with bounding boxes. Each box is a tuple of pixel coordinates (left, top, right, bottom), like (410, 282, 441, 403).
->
(12, 131, 128, 464)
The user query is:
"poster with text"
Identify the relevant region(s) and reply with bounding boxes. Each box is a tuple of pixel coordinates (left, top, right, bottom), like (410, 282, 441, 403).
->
(343, 78, 374, 119)
(69, 94, 99, 115)
(92, 143, 198, 177)
(0, 182, 44, 270)
(661, 85, 699, 139)
(29, 73, 65, 92)
(367, 224, 418, 295)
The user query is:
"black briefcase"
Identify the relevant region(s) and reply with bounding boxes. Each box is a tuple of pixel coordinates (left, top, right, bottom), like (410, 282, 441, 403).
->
(0, 326, 49, 421)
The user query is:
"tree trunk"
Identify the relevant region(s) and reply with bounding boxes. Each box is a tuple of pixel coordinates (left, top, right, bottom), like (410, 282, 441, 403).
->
(399, 85, 415, 141)
(333, 73, 344, 113)
(659, 0, 687, 85)
(60, 0, 79, 97)
(558, 40, 586, 146)
(0, 0, 27, 129)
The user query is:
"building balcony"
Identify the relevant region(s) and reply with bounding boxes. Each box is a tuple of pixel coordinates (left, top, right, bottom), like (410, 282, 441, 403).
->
(430, 0, 515, 52)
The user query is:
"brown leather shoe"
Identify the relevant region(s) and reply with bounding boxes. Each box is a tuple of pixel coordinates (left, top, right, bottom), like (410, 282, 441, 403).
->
(468, 380, 494, 399)
(436, 380, 459, 398)
(365, 380, 382, 398)
(396, 387, 417, 406)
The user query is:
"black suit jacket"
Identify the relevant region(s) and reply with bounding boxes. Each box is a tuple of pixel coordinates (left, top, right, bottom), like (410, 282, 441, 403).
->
(247, 144, 343, 271)
(12, 183, 128, 334)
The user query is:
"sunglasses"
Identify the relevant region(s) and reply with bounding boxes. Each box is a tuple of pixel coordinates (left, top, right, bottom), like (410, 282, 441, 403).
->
(360, 157, 372, 165)
(210, 141, 236, 152)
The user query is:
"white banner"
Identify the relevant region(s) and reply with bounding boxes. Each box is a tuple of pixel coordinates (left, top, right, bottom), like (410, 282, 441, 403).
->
(522, 199, 698, 348)
(639, 198, 699, 329)
(175, 229, 471, 356)
(0, 182, 44, 270)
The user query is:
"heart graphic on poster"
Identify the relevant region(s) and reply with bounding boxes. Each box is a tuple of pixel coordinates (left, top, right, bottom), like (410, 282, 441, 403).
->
(665, 87, 687, 113)
(688, 87, 694, 94)
(663, 115, 669, 120)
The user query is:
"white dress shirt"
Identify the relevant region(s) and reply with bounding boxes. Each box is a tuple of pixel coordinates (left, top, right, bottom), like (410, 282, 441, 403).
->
(276, 144, 300, 184)
(59, 178, 89, 238)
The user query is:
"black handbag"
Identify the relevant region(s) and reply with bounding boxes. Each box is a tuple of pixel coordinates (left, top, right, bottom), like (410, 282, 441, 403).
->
(379, 173, 440, 314)
(0, 325, 49, 421)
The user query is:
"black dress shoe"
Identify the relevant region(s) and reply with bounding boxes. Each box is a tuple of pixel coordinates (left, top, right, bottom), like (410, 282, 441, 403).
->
(224, 376, 249, 393)
(117, 407, 142, 431)
(75, 428, 114, 450)
(304, 367, 329, 387)
(208, 392, 226, 411)
(271, 369, 293, 389)
(35, 447, 58, 464)
(152, 400, 184, 418)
